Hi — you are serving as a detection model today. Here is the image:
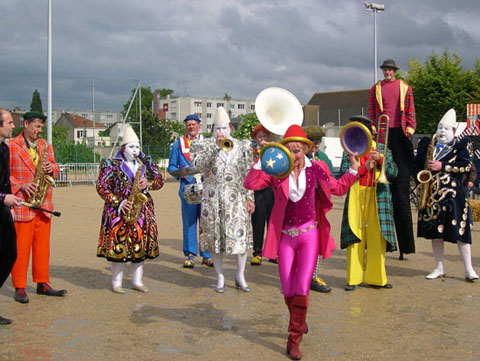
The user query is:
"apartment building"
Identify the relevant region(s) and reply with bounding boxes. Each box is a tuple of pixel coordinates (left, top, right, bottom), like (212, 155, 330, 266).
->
(153, 94, 255, 132)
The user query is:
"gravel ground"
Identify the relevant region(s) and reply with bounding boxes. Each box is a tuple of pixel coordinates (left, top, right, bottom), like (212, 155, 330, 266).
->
(0, 181, 479, 361)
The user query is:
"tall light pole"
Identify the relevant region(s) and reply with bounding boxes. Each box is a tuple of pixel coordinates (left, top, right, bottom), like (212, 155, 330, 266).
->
(47, 0, 52, 144)
(364, 2, 385, 84)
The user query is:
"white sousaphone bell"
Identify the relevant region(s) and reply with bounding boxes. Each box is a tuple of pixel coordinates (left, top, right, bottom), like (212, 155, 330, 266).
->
(255, 87, 303, 178)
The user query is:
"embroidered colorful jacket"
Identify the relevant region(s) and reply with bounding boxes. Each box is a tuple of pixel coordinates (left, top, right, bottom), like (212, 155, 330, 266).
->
(368, 79, 416, 143)
(9, 134, 59, 222)
(96, 151, 164, 262)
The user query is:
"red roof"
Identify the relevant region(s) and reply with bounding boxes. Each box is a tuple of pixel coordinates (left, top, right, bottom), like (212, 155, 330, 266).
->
(62, 113, 106, 128)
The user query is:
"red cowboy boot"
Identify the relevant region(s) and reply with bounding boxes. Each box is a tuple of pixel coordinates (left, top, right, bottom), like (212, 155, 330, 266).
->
(284, 296, 293, 313)
(286, 294, 309, 360)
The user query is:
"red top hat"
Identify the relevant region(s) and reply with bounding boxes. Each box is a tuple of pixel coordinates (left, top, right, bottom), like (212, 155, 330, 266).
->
(251, 124, 271, 139)
(280, 125, 312, 147)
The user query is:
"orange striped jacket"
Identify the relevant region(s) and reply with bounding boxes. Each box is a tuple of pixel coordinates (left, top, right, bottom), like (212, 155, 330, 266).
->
(9, 134, 59, 221)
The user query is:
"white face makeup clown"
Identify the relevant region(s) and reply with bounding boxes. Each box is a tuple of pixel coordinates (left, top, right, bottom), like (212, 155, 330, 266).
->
(123, 142, 140, 162)
(213, 124, 231, 139)
(436, 124, 455, 145)
(212, 106, 232, 139)
(436, 109, 457, 145)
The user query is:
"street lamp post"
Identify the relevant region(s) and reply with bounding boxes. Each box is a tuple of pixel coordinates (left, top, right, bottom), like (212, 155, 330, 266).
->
(364, 2, 385, 84)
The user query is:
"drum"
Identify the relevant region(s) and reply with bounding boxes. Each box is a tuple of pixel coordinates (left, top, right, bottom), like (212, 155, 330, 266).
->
(183, 183, 203, 205)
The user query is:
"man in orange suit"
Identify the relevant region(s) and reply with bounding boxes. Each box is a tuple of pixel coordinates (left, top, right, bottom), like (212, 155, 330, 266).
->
(9, 111, 67, 303)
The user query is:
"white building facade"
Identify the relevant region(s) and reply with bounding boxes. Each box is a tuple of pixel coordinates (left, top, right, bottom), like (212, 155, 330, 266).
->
(153, 94, 255, 132)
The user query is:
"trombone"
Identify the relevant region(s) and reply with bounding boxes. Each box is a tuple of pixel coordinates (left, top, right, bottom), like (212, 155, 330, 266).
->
(361, 114, 390, 228)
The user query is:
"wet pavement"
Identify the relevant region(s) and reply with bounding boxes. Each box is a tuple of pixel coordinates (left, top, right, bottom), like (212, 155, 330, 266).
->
(0, 183, 479, 361)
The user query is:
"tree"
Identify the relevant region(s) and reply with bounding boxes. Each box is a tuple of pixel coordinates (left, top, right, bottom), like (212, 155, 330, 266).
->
(224, 93, 232, 100)
(155, 88, 174, 98)
(122, 86, 154, 123)
(120, 86, 183, 159)
(232, 113, 259, 140)
(30, 89, 43, 112)
(406, 50, 480, 134)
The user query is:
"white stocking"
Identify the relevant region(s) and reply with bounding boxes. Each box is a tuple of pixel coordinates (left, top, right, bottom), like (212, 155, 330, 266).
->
(212, 253, 224, 289)
(431, 239, 445, 274)
(131, 262, 144, 287)
(236, 252, 248, 287)
(457, 241, 475, 274)
(111, 262, 125, 288)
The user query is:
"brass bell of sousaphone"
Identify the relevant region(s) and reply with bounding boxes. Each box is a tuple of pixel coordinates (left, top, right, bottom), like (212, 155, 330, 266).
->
(255, 87, 304, 177)
(254, 87, 304, 135)
(339, 121, 373, 157)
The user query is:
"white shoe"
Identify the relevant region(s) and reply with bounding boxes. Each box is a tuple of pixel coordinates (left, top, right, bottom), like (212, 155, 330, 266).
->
(465, 270, 479, 282)
(112, 286, 125, 294)
(426, 269, 445, 279)
(132, 284, 149, 293)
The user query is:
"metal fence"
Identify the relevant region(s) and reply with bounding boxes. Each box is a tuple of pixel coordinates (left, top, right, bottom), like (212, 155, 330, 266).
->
(56, 159, 169, 186)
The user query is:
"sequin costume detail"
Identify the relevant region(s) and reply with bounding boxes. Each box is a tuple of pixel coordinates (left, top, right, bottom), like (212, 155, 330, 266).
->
(96, 151, 164, 262)
(191, 138, 254, 255)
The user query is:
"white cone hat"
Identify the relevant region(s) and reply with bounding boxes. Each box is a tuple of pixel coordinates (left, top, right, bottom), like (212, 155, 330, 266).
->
(121, 125, 140, 145)
(438, 109, 457, 129)
(213, 106, 230, 127)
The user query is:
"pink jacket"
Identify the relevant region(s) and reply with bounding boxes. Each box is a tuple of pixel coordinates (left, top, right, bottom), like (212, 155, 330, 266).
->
(244, 161, 357, 260)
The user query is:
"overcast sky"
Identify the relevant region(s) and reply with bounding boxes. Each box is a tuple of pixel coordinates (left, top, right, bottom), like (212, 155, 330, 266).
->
(1, 0, 479, 112)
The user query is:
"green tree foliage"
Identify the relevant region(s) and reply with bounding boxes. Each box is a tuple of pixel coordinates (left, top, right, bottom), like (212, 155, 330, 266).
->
(50, 124, 99, 163)
(120, 86, 184, 159)
(122, 86, 154, 123)
(155, 88, 174, 97)
(232, 113, 259, 140)
(30, 89, 43, 112)
(406, 50, 480, 134)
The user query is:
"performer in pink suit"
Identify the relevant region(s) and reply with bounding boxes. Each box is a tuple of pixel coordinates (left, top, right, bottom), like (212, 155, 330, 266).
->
(244, 125, 359, 360)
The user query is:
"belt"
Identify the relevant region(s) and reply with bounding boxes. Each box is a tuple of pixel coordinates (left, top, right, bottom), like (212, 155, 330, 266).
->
(281, 222, 318, 238)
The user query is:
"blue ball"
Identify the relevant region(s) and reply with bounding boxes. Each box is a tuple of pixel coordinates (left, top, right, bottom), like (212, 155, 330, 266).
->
(260, 144, 293, 178)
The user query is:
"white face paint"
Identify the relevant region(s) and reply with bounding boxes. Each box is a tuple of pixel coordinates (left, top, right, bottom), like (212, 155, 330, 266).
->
(124, 142, 140, 161)
(436, 123, 454, 144)
(213, 124, 231, 138)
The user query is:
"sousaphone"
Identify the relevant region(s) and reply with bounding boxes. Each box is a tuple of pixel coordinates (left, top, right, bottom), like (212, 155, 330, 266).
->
(255, 87, 304, 135)
(255, 87, 303, 177)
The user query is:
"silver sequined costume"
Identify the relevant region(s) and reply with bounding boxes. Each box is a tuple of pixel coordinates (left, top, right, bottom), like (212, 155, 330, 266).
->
(191, 138, 254, 255)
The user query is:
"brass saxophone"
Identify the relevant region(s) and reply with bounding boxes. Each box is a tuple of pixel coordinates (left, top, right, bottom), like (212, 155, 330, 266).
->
(124, 157, 148, 224)
(29, 139, 55, 207)
(417, 135, 436, 211)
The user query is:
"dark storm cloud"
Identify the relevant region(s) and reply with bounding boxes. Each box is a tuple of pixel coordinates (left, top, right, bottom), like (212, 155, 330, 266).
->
(1, 0, 478, 111)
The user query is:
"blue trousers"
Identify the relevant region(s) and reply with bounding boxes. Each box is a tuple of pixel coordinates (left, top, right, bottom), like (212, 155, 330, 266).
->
(181, 197, 210, 258)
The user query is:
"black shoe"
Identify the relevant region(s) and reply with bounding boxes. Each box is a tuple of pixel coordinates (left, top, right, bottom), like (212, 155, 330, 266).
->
(370, 283, 393, 289)
(310, 277, 331, 293)
(268, 258, 278, 264)
(0, 316, 13, 325)
(14, 288, 29, 303)
(344, 284, 357, 291)
(36, 283, 67, 297)
(399, 253, 404, 260)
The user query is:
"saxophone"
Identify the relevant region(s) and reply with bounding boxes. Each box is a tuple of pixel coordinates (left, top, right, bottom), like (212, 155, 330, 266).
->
(124, 156, 148, 224)
(29, 139, 55, 207)
(417, 135, 436, 211)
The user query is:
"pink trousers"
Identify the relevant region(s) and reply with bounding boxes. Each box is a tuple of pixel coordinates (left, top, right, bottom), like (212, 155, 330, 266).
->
(278, 221, 319, 298)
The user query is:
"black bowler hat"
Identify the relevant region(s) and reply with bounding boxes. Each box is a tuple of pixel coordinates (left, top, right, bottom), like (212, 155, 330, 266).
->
(349, 115, 372, 132)
(23, 111, 47, 121)
(380, 59, 399, 70)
